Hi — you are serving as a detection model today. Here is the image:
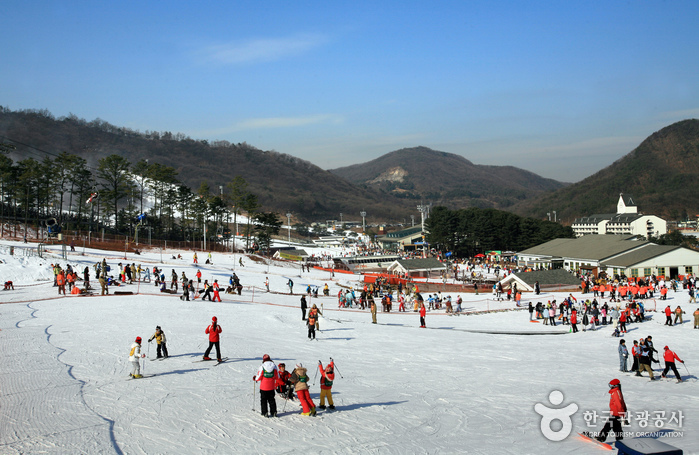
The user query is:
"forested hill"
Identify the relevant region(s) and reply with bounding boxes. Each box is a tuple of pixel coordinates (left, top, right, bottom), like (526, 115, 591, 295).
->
(0, 108, 408, 221)
(329, 146, 568, 210)
(509, 119, 699, 223)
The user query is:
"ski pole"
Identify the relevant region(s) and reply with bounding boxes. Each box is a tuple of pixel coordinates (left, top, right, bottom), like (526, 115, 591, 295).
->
(313, 361, 320, 385)
(330, 357, 343, 378)
(682, 362, 690, 376)
(252, 379, 256, 412)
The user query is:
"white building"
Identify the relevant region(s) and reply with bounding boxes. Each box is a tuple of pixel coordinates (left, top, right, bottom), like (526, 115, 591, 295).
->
(571, 193, 667, 238)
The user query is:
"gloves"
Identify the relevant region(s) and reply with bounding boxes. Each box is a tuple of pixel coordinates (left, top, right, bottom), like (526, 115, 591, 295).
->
(252, 375, 256, 380)
(141, 354, 146, 358)
(318, 360, 322, 365)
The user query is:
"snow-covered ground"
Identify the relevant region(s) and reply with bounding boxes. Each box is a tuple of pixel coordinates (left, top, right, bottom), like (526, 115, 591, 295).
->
(0, 239, 696, 454)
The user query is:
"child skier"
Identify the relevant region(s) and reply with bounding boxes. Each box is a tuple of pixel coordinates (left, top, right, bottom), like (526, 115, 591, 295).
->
(290, 363, 316, 416)
(148, 326, 169, 359)
(129, 337, 146, 378)
(317, 361, 335, 410)
(254, 354, 279, 417)
(276, 363, 294, 399)
(203, 316, 222, 361)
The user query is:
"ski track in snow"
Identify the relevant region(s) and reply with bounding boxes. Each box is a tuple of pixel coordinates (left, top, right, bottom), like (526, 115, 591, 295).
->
(0, 239, 696, 454)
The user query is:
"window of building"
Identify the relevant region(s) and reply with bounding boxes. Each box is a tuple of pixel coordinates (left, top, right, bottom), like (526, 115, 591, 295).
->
(657, 267, 665, 277)
(644, 268, 652, 276)
(685, 266, 694, 275)
(631, 268, 638, 277)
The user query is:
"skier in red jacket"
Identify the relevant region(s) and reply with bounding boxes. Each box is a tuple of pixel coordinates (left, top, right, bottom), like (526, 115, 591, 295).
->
(318, 361, 335, 410)
(661, 346, 684, 382)
(594, 379, 627, 443)
(254, 354, 279, 417)
(203, 316, 222, 361)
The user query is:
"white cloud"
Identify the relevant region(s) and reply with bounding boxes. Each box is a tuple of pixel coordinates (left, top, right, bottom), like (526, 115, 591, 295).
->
(200, 34, 326, 65)
(195, 114, 343, 136)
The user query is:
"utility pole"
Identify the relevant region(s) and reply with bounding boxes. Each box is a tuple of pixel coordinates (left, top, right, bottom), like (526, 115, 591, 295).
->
(286, 212, 292, 243)
(360, 211, 366, 233)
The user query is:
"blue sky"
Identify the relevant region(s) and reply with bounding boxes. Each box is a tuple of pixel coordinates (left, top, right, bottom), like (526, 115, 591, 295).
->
(2, 1, 698, 182)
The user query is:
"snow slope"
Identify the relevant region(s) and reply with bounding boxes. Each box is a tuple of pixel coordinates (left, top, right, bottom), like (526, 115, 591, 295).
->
(0, 240, 696, 454)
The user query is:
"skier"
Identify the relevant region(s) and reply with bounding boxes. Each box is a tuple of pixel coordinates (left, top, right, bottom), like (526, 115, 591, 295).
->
(310, 304, 322, 331)
(148, 326, 169, 359)
(300, 295, 308, 320)
(276, 363, 293, 399)
(317, 361, 335, 410)
(618, 339, 628, 372)
(664, 305, 673, 326)
(288, 279, 294, 294)
(212, 280, 221, 302)
(593, 379, 627, 443)
(419, 302, 426, 328)
(203, 316, 222, 361)
(129, 337, 146, 378)
(290, 363, 316, 416)
(307, 307, 318, 340)
(661, 346, 684, 382)
(193, 252, 198, 264)
(636, 339, 655, 380)
(265, 277, 269, 292)
(253, 354, 279, 417)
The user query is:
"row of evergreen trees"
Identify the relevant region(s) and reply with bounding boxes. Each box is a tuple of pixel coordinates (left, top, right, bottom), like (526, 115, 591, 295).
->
(425, 206, 574, 257)
(0, 143, 281, 250)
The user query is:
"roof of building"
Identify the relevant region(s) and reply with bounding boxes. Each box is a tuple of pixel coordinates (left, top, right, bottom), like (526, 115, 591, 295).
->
(602, 244, 680, 268)
(607, 213, 644, 224)
(514, 269, 582, 286)
(621, 194, 636, 207)
(378, 226, 423, 241)
(573, 213, 616, 224)
(390, 258, 445, 270)
(518, 234, 648, 261)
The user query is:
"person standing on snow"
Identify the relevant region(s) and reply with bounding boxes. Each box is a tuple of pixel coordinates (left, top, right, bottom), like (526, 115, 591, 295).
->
(300, 295, 308, 320)
(254, 354, 279, 417)
(203, 316, 222, 361)
(129, 337, 146, 378)
(636, 339, 655, 380)
(288, 279, 294, 295)
(317, 361, 335, 410)
(307, 307, 318, 340)
(290, 363, 316, 416)
(371, 299, 377, 324)
(148, 326, 169, 359)
(419, 302, 426, 328)
(630, 340, 640, 373)
(589, 379, 627, 443)
(265, 277, 269, 292)
(661, 346, 684, 382)
(618, 339, 628, 372)
(212, 280, 222, 302)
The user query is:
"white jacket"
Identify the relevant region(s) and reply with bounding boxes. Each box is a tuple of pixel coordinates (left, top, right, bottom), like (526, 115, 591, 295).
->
(129, 342, 143, 362)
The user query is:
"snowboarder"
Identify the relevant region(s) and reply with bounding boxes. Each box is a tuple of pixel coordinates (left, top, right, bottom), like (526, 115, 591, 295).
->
(129, 337, 146, 378)
(618, 339, 628, 372)
(591, 379, 627, 443)
(148, 326, 169, 359)
(317, 361, 335, 410)
(212, 280, 221, 302)
(661, 346, 684, 382)
(203, 316, 222, 361)
(300, 295, 307, 320)
(290, 363, 316, 416)
(254, 354, 279, 417)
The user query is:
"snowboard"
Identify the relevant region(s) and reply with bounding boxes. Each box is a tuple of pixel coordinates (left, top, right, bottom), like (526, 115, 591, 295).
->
(577, 432, 613, 450)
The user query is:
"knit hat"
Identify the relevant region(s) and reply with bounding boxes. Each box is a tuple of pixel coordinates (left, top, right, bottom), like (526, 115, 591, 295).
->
(609, 378, 620, 387)
(135, 337, 142, 343)
(263, 354, 271, 362)
(212, 316, 217, 322)
(296, 363, 303, 368)
(664, 346, 669, 350)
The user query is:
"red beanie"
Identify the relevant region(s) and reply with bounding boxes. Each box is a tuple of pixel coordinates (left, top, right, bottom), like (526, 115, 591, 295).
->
(135, 337, 142, 343)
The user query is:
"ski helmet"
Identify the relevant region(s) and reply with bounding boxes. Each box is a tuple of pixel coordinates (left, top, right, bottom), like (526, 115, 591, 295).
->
(263, 354, 271, 362)
(212, 316, 217, 322)
(135, 337, 142, 343)
(609, 379, 620, 388)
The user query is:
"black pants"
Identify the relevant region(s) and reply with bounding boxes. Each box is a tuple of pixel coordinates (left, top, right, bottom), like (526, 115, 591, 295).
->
(571, 323, 578, 333)
(308, 325, 316, 339)
(260, 389, 277, 416)
(302, 308, 306, 320)
(203, 290, 212, 301)
(631, 357, 639, 371)
(420, 316, 425, 327)
(662, 361, 681, 379)
(549, 316, 556, 326)
(598, 416, 623, 442)
(157, 343, 169, 358)
(204, 341, 221, 359)
(666, 316, 673, 325)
